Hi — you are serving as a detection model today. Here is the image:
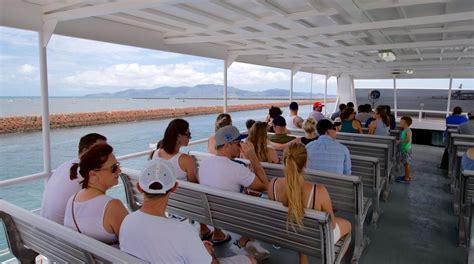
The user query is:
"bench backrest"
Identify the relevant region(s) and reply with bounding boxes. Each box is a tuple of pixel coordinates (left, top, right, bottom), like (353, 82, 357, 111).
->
(188, 151, 365, 221)
(120, 168, 339, 263)
(0, 199, 145, 264)
(351, 155, 381, 190)
(462, 170, 474, 205)
(336, 140, 391, 178)
(336, 132, 396, 163)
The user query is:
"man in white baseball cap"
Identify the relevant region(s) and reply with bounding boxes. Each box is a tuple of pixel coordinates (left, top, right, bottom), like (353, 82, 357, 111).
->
(119, 159, 255, 264)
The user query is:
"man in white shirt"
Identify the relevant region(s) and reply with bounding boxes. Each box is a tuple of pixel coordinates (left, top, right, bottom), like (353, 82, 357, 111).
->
(120, 159, 255, 264)
(199, 125, 270, 260)
(285, 102, 301, 129)
(309, 102, 325, 122)
(40, 133, 107, 224)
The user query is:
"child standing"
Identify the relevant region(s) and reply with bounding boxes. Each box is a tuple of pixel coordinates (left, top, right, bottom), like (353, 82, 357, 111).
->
(396, 116, 413, 184)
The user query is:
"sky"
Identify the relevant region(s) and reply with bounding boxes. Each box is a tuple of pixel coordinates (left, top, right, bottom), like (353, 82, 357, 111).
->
(0, 26, 472, 97)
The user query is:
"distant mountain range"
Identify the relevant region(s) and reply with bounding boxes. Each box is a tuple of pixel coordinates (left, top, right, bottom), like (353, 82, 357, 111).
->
(84, 84, 335, 99)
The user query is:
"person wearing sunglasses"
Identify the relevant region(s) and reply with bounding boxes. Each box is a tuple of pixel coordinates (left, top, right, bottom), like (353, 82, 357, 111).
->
(150, 119, 197, 183)
(306, 119, 352, 175)
(41, 133, 107, 225)
(64, 143, 129, 245)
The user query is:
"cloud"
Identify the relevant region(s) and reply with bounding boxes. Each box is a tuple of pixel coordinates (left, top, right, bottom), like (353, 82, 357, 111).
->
(17, 64, 35, 74)
(62, 61, 309, 91)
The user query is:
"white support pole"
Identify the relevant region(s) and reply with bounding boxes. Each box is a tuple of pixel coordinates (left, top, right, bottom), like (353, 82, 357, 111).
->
(310, 73, 313, 101)
(39, 30, 52, 177)
(223, 54, 237, 114)
(446, 75, 453, 117)
(393, 75, 398, 120)
(324, 75, 328, 115)
(223, 59, 228, 113)
(290, 64, 301, 103)
(290, 71, 294, 102)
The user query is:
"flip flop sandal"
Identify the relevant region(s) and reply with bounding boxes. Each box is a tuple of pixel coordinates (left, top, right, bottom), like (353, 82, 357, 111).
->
(200, 230, 213, 241)
(211, 234, 232, 246)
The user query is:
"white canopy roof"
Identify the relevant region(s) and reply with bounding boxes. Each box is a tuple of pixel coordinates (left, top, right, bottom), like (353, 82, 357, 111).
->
(1, 0, 473, 79)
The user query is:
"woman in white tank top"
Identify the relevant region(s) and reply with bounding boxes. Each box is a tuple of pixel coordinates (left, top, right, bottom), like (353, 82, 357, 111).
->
(150, 119, 197, 183)
(63, 143, 129, 245)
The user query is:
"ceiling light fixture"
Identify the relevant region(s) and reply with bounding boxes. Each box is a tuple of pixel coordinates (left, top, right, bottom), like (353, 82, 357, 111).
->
(404, 69, 414, 74)
(378, 49, 397, 62)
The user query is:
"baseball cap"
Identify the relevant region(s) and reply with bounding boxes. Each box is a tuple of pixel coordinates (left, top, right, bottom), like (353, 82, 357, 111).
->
(272, 115, 287, 127)
(289, 102, 299, 110)
(316, 119, 335, 135)
(313, 102, 325, 108)
(139, 159, 176, 194)
(215, 125, 246, 147)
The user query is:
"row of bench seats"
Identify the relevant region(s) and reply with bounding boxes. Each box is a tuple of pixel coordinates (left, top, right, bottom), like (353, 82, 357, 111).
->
(457, 170, 474, 248)
(120, 168, 352, 264)
(188, 151, 369, 263)
(0, 199, 146, 264)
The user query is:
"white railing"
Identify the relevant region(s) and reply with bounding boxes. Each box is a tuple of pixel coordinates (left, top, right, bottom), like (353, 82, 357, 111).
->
(0, 138, 210, 189)
(396, 109, 469, 122)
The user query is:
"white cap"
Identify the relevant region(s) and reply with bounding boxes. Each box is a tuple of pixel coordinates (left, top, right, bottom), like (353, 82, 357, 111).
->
(139, 159, 176, 194)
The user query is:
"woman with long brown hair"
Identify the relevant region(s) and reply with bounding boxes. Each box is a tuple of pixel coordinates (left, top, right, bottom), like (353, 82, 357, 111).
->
(64, 143, 128, 244)
(337, 107, 363, 134)
(268, 143, 351, 264)
(243, 121, 279, 163)
(368, 106, 391, 136)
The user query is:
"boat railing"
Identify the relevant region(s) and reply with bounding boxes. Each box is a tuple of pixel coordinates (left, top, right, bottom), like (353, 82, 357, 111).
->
(0, 137, 210, 189)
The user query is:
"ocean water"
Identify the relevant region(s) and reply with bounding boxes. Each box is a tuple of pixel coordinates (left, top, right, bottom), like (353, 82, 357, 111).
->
(0, 102, 334, 260)
(0, 97, 292, 117)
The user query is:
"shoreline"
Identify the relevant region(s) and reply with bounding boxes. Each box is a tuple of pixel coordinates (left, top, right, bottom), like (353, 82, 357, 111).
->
(0, 99, 333, 134)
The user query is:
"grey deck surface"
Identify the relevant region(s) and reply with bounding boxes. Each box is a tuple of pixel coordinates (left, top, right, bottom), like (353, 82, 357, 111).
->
(212, 144, 468, 263)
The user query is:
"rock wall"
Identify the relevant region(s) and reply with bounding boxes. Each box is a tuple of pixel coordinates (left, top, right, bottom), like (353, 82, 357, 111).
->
(0, 100, 328, 134)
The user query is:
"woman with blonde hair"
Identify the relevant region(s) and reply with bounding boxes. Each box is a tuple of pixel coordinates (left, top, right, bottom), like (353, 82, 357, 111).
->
(243, 121, 279, 163)
(208, 113, 232, 154)
(300, 118, 318, 145)
(268, 143, 351, 264)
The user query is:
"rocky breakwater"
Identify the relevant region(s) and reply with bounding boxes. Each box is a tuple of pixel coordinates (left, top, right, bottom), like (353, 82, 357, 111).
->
(0, 100, 324, 134)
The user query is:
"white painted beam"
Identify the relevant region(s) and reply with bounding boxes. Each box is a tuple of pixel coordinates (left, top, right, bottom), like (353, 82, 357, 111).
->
(232, 38, 474, 56)
(356, 0, 448, 10)
(383, 24, 474, 36)
(164, 11, 474, 44)
(43, 0, 206, 22)
(43, 0, 83, 13)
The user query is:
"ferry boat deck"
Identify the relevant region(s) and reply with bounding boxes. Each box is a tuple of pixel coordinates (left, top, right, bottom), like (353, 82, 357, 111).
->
(1, 0, 473, 263)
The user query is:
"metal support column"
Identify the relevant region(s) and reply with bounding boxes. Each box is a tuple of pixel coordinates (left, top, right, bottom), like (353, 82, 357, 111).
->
(39, 30, 52, 176)
(393, 75, 398, 120)
(446, 75, 453, 117)
(223, 59, 228, 113)
(290, 70, 294, 102)
(324, 75, 328, 116)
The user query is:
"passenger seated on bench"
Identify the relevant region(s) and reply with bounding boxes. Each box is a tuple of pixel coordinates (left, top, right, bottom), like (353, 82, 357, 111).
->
(368, 106, 391, 136)
(337, 107, 363, 134)
(462, 148, 474, 171)
(446, 106, 468, 125)
(307, 119, 352, 175)
(245, 119, 256, 130)
(268, 115, 296, 144)
(355, 104, 372, 125)
(331, 103, 346, 121)
(265, 106, 283, 133)
(208, 113, 232, 154)
(300, 118, 318, 145)
(286, 102, 301, 129)
(268, 142, 351, 264)
(309, 102, 325, 122)
(64, 143, 128, 244)
(150, 119, 197, 183)
(41, 133, 106, 224)
(120, 159, 256, 264)
(242, 121, 279, 164)
(385, 105, 396, 129)
(458, 110, 474, 135)
(199, 125, 271, 260)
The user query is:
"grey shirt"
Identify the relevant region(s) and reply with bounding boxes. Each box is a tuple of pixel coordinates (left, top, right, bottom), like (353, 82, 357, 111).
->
(459, 121, 474, 135)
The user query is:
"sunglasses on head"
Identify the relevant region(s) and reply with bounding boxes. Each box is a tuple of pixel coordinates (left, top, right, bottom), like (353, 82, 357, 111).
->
(95, 162, 121, 173)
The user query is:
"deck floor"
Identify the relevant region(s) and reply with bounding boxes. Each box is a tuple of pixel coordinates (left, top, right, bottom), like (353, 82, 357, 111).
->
(213, 144, 467, 263)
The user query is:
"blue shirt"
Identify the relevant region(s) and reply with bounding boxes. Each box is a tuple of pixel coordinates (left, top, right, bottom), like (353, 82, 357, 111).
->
(306, 135, 352, 175)
(446, 115, 468, 125)
(462, 153, 474, 171)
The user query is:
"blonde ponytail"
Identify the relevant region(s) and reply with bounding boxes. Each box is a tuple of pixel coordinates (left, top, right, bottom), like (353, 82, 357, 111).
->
(283, 143, 308, 229)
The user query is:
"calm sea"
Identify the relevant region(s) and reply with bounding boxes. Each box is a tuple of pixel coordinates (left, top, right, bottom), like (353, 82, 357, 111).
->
(0, 99, 334, 260)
